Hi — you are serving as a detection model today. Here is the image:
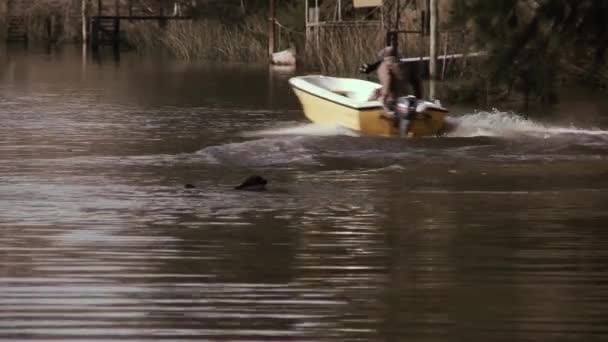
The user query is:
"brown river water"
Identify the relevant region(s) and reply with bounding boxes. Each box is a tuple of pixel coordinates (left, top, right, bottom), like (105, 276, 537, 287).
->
(1, 46, 608, 341)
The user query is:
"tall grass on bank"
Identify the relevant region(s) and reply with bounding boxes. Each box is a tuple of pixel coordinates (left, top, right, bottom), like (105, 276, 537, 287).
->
(305, 25, 385, 76)
(125, 16, 268, 62)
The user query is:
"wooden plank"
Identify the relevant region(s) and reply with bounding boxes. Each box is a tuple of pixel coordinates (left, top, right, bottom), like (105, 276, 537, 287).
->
(306, 20, 382, 27)
(400, 51, 487, 63)
(93, 15, 191, 20)
(353, 0, 382, 8)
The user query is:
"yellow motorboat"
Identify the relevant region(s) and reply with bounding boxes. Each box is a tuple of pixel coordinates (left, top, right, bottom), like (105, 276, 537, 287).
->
(289, 75, 449, 137)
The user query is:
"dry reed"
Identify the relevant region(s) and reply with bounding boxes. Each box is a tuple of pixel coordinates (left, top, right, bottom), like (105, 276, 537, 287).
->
(304, 25, 385, 76)
(125, 15, 268, 62)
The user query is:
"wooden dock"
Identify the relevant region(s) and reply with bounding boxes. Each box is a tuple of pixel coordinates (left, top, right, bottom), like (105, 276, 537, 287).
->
(6, 0, 33, 42)
(6, 0, 80, 42)
(90, 1, 191, 50)
(4, 0, 192, 47)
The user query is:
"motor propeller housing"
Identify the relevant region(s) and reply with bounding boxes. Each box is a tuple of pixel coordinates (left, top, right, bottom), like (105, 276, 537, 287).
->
(395, 96, 418, 137)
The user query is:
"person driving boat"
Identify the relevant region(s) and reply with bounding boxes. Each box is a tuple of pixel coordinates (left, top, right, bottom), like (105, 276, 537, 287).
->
(360, 45, 424, 137)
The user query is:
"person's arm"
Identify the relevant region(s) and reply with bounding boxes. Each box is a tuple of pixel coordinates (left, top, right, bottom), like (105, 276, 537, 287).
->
(359, 60, 382, 74)
(377, 62, 391, 104)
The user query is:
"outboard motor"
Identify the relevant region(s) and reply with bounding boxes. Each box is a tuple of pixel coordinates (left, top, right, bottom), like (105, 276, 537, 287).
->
(395, 96, 418, 138)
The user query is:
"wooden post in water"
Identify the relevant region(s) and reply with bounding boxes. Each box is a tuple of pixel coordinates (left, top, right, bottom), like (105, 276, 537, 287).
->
(91, 17, 99, 51)
(429, 0, 438, 100)
(113, 0, 120, 50)
(159, 0, 166, 28)
(305, 0, 312, 51)
(113, 18, 120, 50)
(81, 0, 87, 43)
(314, 0, 319, 51)
(268, 0, 276, 61)
(47, 15, 55, 42)
(93, 0, 100, 51)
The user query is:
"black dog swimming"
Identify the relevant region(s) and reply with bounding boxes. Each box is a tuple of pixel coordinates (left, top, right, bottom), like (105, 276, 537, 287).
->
(234, 175, 268, 191)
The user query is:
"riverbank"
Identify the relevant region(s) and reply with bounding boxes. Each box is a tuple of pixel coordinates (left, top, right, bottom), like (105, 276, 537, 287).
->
(4, 0, 607, 109)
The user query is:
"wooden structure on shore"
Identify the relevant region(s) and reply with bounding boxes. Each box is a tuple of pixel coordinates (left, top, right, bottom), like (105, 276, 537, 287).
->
(89, 0, 191, 50)
(4, 0, 192, 47)
(5, 0, 83, 42)
(305, 0, 384, 50)
(6, 0, 36, 42)
(304, 1, 480, 83)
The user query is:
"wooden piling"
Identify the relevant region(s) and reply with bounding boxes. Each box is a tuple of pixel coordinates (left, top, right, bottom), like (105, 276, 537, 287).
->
(268, 0, 276, 60)
(91, 17, 99, 51)
(429, 0, 438, 100)
(113, 0, 119, 50)
(113, 17, 120, 50)
(158, 1, 166, 28)
(82, 0, 88, 43)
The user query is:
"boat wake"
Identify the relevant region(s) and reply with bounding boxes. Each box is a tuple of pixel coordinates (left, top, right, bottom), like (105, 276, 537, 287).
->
(195, 136, 319, 167)
(447, 110, 608, 139)
(243, 123, 359, 138)
(191, 110, 608, 168)
(194, 123, 360, 167)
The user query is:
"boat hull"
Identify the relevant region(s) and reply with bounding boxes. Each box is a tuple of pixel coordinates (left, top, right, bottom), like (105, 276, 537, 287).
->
(291, 86, 448, 138)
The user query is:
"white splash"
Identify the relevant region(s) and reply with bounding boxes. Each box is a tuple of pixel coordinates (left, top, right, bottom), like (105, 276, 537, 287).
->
(447, 110, 608, 138)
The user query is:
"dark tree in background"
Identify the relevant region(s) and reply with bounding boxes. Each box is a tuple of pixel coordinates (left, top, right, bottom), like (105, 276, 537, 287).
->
(452, 0, 608, 103)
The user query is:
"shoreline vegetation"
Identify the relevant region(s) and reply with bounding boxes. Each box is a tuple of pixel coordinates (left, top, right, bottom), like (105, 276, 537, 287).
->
(125, 19, 268, 63)
(2, 0, 608, 108)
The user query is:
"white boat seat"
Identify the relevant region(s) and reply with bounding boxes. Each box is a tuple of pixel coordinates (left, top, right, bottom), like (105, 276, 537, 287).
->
(332, 90, 356, 98)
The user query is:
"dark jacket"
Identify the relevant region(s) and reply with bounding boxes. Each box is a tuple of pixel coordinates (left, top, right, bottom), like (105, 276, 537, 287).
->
(362, 51, 424, 105)
(377, 56, 424, 105)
